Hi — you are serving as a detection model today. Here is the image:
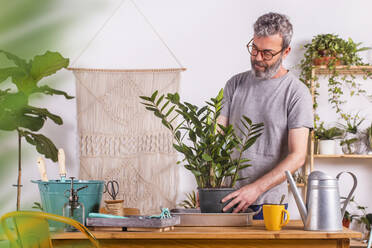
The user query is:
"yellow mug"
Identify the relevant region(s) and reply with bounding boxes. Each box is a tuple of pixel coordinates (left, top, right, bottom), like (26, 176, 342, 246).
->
(263, 204, 290, 231)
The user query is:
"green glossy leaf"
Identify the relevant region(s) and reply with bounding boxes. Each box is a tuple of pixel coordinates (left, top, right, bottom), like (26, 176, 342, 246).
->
(243, 134, 262, 151)
(24, 106, 63, 125)
(0, 67, 24, 83)
(191, 170, 202, 176)
(150, 90, 158, 102)
(243, 116, 252, 126)
(202, 153, 212, 161)
(0, 50, 29, 71)
(30, 51, 69, 82)
(21, 130, 58, 162)
(175, 130, 181, 140)
(160, 100, 170, 112)
(35, 85, 74, 99)
(165, 105, 176, 117)
(156, 94, 164, 106)
(139, 96, 151, 101)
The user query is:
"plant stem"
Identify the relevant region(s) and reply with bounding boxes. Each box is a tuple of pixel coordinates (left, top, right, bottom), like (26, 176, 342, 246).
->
(16, 130, 22, 211)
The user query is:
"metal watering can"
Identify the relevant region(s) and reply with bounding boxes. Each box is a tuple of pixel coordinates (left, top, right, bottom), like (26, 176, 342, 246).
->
(285, 170, 357, 231)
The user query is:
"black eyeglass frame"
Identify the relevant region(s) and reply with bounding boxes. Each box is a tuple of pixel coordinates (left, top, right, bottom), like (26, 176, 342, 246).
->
(246, 38, 285, 61)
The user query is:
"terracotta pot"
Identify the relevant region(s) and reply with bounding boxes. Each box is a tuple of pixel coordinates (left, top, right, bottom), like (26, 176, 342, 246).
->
(342, 218, 350, 228)
(313, 56, 341, 66)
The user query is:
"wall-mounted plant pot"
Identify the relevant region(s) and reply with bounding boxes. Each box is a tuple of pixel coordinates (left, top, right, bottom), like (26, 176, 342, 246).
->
(313, 56, 341, 66)
(198, 188, 236, 213)
(319, 140, 336, 154)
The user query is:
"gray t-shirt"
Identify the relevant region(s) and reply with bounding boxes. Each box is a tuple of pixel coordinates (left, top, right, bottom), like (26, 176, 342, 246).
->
(221, 70, 313, 205)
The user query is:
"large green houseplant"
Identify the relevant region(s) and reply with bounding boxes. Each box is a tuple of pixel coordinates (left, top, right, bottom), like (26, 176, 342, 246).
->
(0, 50, 73, 210)
(299, 34, 371, 125)
(140, 89, 264, 212)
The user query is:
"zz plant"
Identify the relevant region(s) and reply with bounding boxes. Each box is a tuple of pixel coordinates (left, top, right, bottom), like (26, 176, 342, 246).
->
(0, 50, 73, 210)
(140, 89, 264, 189)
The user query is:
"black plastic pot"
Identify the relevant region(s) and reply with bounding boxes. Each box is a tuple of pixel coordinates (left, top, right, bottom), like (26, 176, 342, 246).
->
(198, 188, 236, 213)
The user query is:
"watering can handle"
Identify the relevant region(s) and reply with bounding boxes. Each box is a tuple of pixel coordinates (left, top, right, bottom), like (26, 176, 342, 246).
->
(336, 171, 357, 218)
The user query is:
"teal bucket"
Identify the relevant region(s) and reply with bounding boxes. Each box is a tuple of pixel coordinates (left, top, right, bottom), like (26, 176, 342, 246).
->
(31, 179, 104, 229)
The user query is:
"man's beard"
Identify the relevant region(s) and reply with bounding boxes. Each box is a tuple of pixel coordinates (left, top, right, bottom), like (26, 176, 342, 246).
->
(251, 55, 282, 79)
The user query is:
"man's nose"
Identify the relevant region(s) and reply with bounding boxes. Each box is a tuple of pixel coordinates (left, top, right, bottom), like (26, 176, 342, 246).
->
(255, 51, 264, 61)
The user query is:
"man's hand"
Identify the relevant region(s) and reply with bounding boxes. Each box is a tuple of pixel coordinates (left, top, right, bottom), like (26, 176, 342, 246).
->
(221, 184, 261, 213)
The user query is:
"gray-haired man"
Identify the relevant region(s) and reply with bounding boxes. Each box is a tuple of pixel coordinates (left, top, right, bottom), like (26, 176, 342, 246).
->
(220, 12, 313, 218)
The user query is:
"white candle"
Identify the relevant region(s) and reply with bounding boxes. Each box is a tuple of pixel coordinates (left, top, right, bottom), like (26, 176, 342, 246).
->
(58, 148, 66, 176)
(37, 157, 48, 182)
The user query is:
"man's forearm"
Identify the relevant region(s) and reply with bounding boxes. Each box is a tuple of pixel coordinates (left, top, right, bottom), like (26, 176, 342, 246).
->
(252, 152, 306, 197)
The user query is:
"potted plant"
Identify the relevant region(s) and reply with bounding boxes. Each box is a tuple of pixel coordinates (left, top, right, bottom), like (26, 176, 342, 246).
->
(178, 190, 198, 209)
(299, 34, 371, 124)
(344, 196, 372, 240)
(0, 50, 73, 210)
(364, 123, 372, 155)
(314, 122, 344, 154)
(338, 113, 365, 154)
(140, 89, 264, 213)
(343, 210, 352, 228)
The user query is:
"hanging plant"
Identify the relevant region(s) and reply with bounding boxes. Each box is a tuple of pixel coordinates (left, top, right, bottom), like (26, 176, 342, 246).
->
(299, 34, 371, 126)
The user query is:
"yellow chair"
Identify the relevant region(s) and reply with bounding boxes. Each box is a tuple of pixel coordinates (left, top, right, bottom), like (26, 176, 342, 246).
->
(1, 211, 99, 248)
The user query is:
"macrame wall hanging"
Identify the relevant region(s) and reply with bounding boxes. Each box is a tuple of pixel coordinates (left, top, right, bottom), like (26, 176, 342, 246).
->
(69, 0, 185, 214)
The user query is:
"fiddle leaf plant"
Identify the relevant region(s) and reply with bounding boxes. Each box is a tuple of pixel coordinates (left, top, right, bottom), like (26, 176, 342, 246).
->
(0, 50, 73, 210)
(140, 89, 264, 189)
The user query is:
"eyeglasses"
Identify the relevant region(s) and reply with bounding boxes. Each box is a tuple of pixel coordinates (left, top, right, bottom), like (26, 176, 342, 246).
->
(246, 39, 284, 61)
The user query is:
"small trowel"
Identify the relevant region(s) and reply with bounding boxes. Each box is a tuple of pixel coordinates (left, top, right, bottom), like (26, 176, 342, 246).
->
(37, 157, 48, 182)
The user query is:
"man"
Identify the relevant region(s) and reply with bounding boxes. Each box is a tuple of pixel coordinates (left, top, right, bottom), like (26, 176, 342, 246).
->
(220, 12, 313, 219)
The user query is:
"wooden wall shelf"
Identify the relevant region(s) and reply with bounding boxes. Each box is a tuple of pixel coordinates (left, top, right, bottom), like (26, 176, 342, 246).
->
(306, 65, 372, 186)
(313, 65, 372, 75)
(313, 154, 372, 159)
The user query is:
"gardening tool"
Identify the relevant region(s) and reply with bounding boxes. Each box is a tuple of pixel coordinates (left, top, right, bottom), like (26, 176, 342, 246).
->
(58, 148, 66, 182)
(36, 157, 48, 182)
(104, 180, 119, 200)
(286, 170, 357, 231)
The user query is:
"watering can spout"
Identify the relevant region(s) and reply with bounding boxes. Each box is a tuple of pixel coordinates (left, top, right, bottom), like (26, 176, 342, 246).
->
(285, 170, 307, 225)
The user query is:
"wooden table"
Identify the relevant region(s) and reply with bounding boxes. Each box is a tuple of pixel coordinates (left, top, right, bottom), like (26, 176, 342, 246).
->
(52, 220, 362, 248)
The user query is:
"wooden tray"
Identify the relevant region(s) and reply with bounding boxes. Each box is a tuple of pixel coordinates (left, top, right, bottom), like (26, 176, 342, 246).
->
(170, 208, 260, 227)
(86, 215, 180, 229)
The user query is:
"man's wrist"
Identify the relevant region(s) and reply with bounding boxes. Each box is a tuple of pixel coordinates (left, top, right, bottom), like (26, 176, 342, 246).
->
(251, 180, 266, 196)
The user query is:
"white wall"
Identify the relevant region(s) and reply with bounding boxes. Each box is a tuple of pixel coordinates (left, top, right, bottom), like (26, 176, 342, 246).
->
(3, 0, 372, 219)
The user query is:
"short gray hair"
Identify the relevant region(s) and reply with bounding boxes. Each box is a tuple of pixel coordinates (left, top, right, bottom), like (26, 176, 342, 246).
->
(253, 12, 293, 49)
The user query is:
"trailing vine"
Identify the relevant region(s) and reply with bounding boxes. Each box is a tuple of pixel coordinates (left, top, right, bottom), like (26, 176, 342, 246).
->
(299, 34, 372, 127)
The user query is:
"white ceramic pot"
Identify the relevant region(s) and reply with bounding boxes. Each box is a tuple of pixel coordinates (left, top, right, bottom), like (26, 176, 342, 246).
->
(319, 140, 336, 155)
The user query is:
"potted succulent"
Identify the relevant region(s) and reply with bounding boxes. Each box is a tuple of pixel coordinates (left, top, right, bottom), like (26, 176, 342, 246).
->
(314, 122, 344, 154)
(0, 50, 73, 210)
(140, 89, 263, 213)
(338, 113, 365, 154)
(299, 34, 371, 123)
(178, 190, 198, 209)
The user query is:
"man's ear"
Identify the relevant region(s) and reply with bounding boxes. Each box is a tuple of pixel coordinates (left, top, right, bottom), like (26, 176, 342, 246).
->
(282, 46, 291, 59)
